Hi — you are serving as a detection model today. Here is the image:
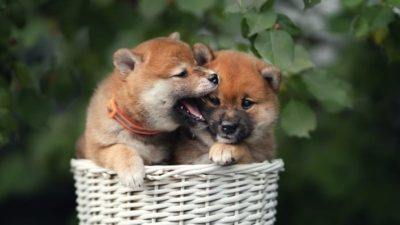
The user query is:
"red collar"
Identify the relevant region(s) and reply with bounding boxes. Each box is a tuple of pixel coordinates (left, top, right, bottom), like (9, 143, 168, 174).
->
(107, 96, 162, 136)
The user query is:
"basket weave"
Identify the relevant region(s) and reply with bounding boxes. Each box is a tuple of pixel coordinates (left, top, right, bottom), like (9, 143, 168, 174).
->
(71, 159, 284, 225)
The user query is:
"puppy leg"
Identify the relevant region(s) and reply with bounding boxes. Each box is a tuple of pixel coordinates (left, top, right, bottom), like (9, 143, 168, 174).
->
(94, 144, 145, 188)
(209, 143, 254, 165)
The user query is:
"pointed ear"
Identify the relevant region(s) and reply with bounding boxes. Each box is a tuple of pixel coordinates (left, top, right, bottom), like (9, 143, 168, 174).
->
(261, 66, 281, 92)
(168, 32, 180, 40)
(113, 48, 142, 77)
(193, 43, 214, 66)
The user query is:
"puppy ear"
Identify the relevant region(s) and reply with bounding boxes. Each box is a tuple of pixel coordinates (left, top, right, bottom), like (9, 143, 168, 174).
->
(261, 66, 281, 92)
(168, 32, 180, 40)
(113, 48, 142, 77)
(193, 43, 214, 66)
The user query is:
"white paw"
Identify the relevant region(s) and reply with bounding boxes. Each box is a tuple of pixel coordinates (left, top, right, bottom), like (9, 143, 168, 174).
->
(118, 164, 145, 189)
(209, 145, 236, 166)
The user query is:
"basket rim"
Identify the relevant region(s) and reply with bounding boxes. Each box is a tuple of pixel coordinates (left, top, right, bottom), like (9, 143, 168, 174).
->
(71, 158, 284, 180)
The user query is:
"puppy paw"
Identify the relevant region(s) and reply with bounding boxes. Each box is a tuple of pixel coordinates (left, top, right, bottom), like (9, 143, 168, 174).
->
(117, 161, 145, 189)
(209, 143, 240, 166)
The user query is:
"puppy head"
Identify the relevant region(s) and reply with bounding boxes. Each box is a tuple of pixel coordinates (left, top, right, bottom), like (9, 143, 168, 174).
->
(112, 33, 219, 131)
(200, 50, 281, 144)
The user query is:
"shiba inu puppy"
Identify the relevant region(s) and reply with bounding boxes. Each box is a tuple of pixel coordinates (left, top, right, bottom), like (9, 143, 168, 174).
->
(173, 50, 281, 165)
(76, 33, 218, 187)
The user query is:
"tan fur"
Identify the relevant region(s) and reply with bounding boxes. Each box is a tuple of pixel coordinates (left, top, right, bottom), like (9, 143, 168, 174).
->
(77, 34, 217, 187)
(173, 50, 280, 165)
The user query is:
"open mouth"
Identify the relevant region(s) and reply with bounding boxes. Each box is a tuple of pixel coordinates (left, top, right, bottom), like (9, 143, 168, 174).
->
(174, 98, 205, 123)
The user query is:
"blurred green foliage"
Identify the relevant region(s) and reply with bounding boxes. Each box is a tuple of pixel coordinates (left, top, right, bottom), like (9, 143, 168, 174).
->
(0, 0, 399, 225)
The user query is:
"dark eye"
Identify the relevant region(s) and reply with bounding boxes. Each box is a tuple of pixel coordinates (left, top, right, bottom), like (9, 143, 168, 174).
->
(174, 69, 188, 78)
(241, 99, 254, 110)
(207, 95, 220, 106)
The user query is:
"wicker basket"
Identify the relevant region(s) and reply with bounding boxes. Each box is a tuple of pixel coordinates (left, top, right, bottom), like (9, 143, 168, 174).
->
(71, 159, 284, 225)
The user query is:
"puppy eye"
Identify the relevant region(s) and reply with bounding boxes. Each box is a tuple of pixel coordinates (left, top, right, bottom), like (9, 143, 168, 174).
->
(173, 69, 188, 78)
(207, 95, 220, 106)
(241, 99, 254, 110)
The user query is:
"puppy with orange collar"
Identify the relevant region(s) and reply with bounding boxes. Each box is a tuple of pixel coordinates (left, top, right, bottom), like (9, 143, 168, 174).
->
(173, 50, 281, 165)
(76, 33, 218, 187)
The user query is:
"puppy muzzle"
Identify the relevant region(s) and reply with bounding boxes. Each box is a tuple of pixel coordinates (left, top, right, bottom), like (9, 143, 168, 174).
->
(209, 109, 253, 144)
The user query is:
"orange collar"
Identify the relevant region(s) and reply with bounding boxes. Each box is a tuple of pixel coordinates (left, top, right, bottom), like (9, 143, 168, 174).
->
(107, 96, 162, 136)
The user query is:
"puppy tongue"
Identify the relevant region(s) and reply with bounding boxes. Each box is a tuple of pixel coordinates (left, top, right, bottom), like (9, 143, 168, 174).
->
(180, 99, 204, 120)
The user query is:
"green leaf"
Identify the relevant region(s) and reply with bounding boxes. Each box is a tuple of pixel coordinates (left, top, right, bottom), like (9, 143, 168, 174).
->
(359, 5, 394, 32)
(303, 0, 321, 9)
(342, 0, 363, 8)
(225, 0, 269, 14)
(225, 1, 242, 13)
(241, 17, 250, 38)
(384, 0, 400, 7)
(320, 100, 349, 114)
(245, 11, 277, 36)
(281, 100, 316, 138)
(351, 16, 369, 38)
(249, 0, 270, 11)
(347, 6, 393, 39)
(138, 0, 167, 19)
(368, 6, 394, 30)
(383, 34, 400, 62)
(176, 0, 216, 16)
(254, 30, 295, 70)
(286, 44, 314, 75)
(302, 70, 353, 111)
(277, 14, 302, 37)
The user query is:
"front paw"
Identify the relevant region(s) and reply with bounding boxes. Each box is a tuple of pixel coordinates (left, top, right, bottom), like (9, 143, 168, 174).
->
(117, 161, 145, 189)
(209, 143, 239, 166)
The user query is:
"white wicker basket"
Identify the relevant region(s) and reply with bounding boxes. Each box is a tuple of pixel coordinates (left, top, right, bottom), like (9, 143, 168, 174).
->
(71, 159, 284, 225)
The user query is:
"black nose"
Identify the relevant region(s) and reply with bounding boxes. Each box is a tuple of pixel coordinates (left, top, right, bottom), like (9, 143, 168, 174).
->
(207, 73, 219, 85)
(221, 121, 238, 135)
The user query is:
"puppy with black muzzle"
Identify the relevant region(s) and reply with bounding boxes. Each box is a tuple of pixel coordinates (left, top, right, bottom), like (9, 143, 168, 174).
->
(76, 33, 218, 188)
(173, 50, 281, 165)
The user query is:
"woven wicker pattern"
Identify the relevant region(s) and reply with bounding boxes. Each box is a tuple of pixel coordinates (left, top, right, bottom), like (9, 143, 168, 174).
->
(71, 159, 284, 225)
